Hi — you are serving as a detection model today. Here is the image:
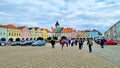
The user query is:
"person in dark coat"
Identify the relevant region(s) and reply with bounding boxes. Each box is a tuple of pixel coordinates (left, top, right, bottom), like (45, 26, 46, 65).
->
(51, 39, 55, 48)
(100, 37, 106, 48)
(87, 38, 93, 52)
(68, 39, 71, 46)
(78, 38, 83, 49)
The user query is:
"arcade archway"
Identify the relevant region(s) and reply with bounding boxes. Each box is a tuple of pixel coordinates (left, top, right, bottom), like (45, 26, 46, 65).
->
(16, 38, 20, 41)
(1, 38, 6, 41)
(9, 38, 13, 42)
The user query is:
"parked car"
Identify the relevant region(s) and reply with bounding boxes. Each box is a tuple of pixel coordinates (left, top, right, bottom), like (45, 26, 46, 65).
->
(11, 41, 23, 46)
(0, 40, 3, 46)
(22, 40, 36, 46)
(95, 38, 101, 44)
(0, 40, 8, 46)
(31, 40, 46, 46)
(106, 39, 118, 45)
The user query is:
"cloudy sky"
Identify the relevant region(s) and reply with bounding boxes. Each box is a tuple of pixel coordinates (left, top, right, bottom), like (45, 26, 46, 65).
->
(0, 0, 120, 34)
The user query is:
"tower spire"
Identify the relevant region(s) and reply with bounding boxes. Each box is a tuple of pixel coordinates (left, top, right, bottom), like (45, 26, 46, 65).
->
(55, 20, 60, 28)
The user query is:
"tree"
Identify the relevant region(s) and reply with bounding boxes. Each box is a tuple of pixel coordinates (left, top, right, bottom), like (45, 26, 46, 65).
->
(53, 36, 58, 40)
(47, 37, 51, 40)
(61, 36, 67, 40)
(37, 37, 43, 40)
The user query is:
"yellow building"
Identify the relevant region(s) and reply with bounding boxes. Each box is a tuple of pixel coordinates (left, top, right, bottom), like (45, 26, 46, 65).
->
(4, 24, 22, 42)
(41, 29, 47, 40)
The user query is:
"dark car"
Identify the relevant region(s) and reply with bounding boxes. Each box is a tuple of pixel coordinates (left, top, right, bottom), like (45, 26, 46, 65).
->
(0, 40, 7, 46)
(95, 38, 101, 44)
(31, 40, 46, 46)
(0, 40, 3, 46)
(11, 41, 23, 46)
(22, 40, 36, 46)
(106, 39, 118, 45)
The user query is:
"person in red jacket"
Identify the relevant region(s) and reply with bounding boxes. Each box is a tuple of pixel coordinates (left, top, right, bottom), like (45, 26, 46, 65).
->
(60, 39, 65, 50)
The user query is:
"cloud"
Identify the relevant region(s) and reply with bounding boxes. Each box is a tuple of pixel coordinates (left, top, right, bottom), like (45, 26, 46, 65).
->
(0, 0, 120, 34)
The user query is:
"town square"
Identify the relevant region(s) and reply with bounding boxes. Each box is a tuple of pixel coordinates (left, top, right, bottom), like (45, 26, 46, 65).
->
(0, 0, 120, 68)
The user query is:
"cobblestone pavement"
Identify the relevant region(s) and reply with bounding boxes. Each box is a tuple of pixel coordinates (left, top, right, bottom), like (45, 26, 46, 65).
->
(82, 41, 120, 67)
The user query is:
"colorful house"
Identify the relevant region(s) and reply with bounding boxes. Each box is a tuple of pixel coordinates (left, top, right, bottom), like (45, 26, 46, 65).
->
(104, 20, 120, 42)
(34, 27, 41, 39)
(4, 24, 22, 42)
(41, 29, 47, 40)
(0, 25, 8, 41)
(18, 26, 30, 41)
(115, 21, 120, 42)
(75, 30, 84, 38)
(83, 30, 91, 39)
(45, 29, 51, 37)
(61, 28, 73, 39)
(29, 28, 36, 40)
(89, 29, 102, 39)
(52, 27, 74, 39)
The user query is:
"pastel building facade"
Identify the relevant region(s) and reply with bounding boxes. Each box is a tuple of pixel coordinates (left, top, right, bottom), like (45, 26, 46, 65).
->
(29, 28, 36, 40)
(35, 27, 41, 39)
(0, 25, 8, 41)
(89, 29, 102, 39)
(116, 21, 120, 42)
(75, 30, 84, 38)
(41, 29, 48, 40)
(104, 20, 120, 42)
(83, 30, 90, 39)
(18, 26, 30, 41)
(52, 27, 74, 39)
(4, 24, 22, 42)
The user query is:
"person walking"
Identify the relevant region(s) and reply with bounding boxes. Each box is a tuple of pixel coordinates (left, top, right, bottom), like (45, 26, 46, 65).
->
(65, 39, 69, 47)
(100, 37, 106, 48)
(78, 38, 83, 49)
(68, 39, 71, 46)
(87, 38, 93, 52)
(50, 39, 55, 48)
(71, 39, 74, 47)
(60, 39, 65, 50)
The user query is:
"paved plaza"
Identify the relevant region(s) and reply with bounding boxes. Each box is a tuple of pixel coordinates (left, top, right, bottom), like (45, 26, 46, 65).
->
(0, 42, 120, 68)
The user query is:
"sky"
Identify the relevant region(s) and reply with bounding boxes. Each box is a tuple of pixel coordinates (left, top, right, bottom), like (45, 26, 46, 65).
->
(0, 0, 120, 34)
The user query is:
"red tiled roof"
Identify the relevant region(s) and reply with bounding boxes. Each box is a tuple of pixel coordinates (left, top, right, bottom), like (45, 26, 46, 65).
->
(85, 30, 91, 32)
(52, 28, 73, 33)
(52, 29, 56, 33)
(17, 26, 26, 29)
(61, 28, 73, 33)
(45, 29, 51, 33)
(34, 27, 39, 31)
(4, 24, 17, 29)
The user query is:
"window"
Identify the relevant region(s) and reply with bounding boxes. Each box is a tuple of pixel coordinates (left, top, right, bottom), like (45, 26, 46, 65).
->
(9, 33, 10, 36)
(0, 32, 2, 35)
(3, 33, 5, 35)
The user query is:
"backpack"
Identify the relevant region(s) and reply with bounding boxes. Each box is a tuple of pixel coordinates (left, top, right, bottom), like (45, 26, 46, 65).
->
(89, 40, 93, 45)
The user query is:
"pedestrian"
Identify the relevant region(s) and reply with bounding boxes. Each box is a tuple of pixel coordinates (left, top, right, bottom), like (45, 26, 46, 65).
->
(87, 38, 93, 52)
(78, 38, 83, 49)
(71, 39, 74, 47)
(68, 39, 71, 46)
(50, 39, 55, 48)
(100, 37, 106, 48)
(60, 39, 65, 50)
(65, 39, 69, 47)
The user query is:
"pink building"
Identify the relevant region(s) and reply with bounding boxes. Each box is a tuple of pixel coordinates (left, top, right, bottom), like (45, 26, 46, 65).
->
(70, 30, 76, 39)
(18, 26, 30, 41)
